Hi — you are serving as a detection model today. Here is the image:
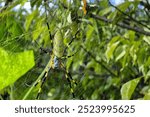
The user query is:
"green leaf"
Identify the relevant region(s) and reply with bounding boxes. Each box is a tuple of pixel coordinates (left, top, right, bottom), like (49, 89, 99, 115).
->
(145, 70, 150, 82)
(30, 0, 42, 8)
(144, 92, 150, 100)
(99, 7, 112, 16)
(67, 12, 72, 24)
(129, 31, 135, 41)
(105, 37, 120, 61)
(143, 36, 150, 45)
(25, 10, 38, 31)
(71, 22, 78, 35)
(117, 1, 131, 12)
(32, 18, 45, 40)
(0, 48, 35, 90)
(8, 19, 23, 37)
(121, 77, 141, 100)
(0, 21, 5, 39)
(115, 45, 127, 61)
(86, 24, 94, 40)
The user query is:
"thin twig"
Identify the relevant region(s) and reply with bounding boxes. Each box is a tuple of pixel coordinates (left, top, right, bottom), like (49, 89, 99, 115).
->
(90, 13, 150, 36)
(0, 0, 13, 12)
(108, 0, 150, 30)
(142, 0, 150, 11)
(80, 45, 117, 77)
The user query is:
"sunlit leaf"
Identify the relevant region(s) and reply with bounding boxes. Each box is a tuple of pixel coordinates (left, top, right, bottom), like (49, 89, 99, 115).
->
(99, 7, 112, 16)
(117, 1, 131, 13)
(105, 40, 120, 62)
(0, 48, 35, 90)
(115, 45, 126, 61)
(67, 12, 72, 23)
(143, 36, 150, 45)
(121, 77, 141, 100)
(144, 92, 150, 100)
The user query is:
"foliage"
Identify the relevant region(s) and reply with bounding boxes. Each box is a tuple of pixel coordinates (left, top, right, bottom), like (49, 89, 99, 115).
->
(0, 48, 34, 91)
(0, 0, 150, 100)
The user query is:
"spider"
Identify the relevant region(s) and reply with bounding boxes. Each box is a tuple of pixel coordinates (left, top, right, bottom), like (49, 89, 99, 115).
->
(34, 29, 79, 99)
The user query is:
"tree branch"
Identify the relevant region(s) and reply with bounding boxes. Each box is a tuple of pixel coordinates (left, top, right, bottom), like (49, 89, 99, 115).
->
(90, 13, 150, 36)
(109, 1, 150, 29)
(0, 0, 13, 12)
(108, 0, 150, 30)
(80, 45, 117, 77)
(140, 1, 150, 11)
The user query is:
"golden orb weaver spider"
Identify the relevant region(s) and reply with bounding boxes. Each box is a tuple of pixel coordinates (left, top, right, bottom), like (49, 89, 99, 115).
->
(32, 0, 80, 100)
(35, 29, 79, 99)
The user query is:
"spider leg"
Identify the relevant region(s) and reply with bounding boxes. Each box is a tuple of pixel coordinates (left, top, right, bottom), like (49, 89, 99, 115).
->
(62, 48, 80, 59)
(35, 66, 51, 99)
(65, 73, 75, 98)
(63, 30, 80, 55)
(60, 62, 77, 99)
(67, 72, 78, 85)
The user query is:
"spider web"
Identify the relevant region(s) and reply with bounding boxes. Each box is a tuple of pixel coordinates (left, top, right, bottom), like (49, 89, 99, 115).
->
(0, 20, 87, 100)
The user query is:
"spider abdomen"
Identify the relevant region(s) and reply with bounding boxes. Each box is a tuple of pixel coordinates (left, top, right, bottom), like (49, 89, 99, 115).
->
(53, 29, 65, 58)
